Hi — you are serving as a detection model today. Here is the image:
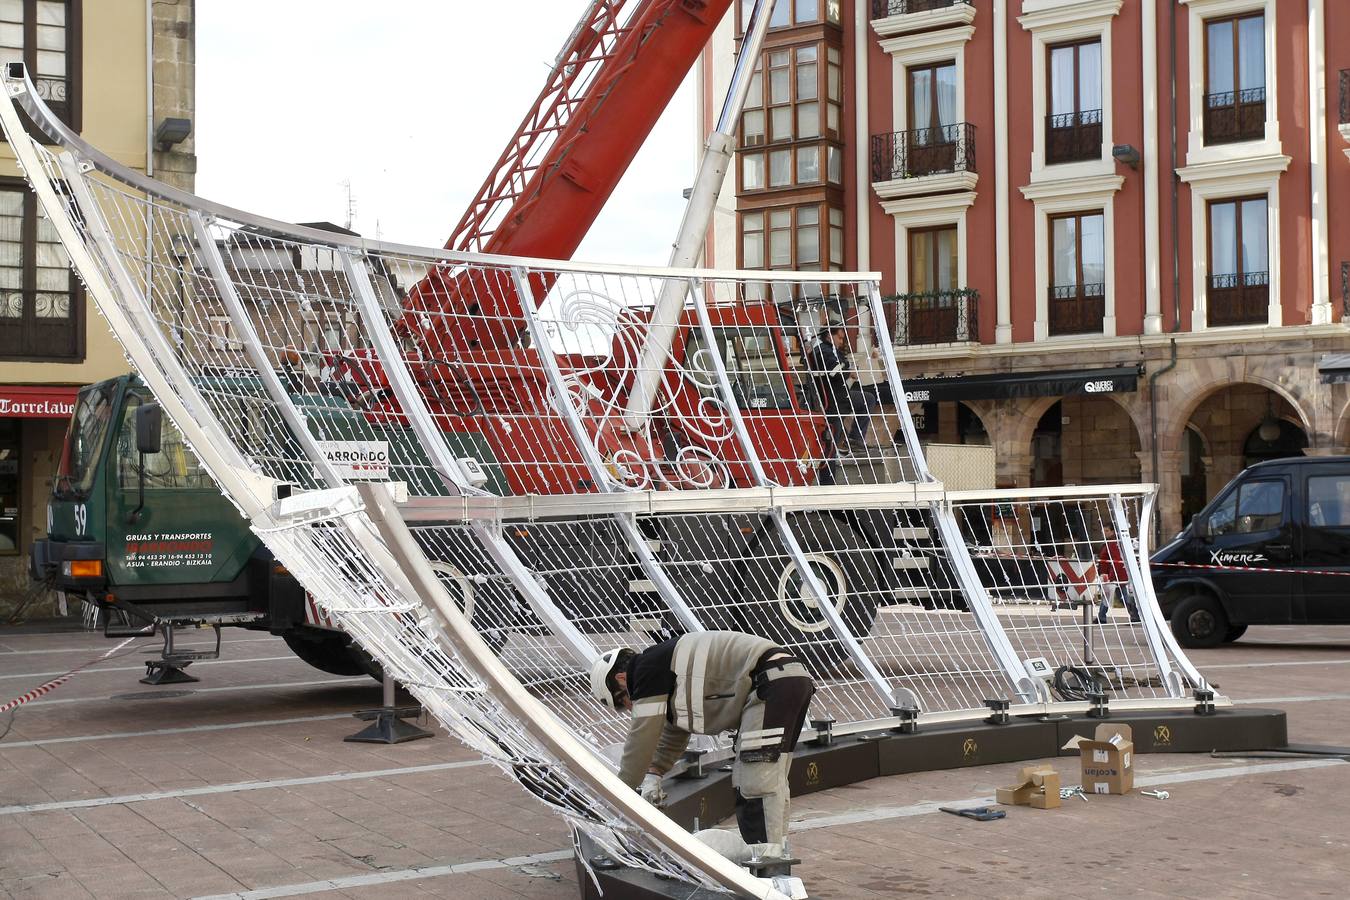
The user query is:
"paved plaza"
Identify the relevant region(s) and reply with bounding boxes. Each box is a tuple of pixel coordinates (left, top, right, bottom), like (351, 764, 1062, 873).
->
(1, 625, 1348, 899)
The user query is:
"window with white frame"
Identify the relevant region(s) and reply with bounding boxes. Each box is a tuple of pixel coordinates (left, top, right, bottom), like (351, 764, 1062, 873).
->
(1018, 1, 1119, 181)
(1048, 210, 1105, 335)
(1204, 12, 1265, 145)
(1046, 39, 1102, 165)
(1205, 195, 1268, 327)
(1180, 0, 1279, 166)
(909, 226, 958, 293)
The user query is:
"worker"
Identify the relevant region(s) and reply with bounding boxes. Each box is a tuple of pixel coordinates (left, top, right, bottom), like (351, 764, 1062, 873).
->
(808, 326, 877, 455)
(590, 631, 816, 859)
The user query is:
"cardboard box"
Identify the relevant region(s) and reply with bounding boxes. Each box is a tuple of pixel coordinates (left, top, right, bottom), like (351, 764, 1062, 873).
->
(1062, 724, 1134, 795)
(997, 764, 1060, 808)
(1029, 770, 1061, 809)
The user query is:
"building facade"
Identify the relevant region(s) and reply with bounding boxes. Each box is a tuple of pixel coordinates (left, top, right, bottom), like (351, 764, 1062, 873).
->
(0, 0, 195, 603)
(700, 0, 1350, 535)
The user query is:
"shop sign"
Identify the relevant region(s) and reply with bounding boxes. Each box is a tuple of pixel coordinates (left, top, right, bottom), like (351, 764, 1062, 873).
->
(0, 386, 78, 418)
(316, 440, 390, 479)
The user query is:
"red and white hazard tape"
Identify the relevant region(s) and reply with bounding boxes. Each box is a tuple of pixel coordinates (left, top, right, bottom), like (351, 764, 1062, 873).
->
(0, 636, 140, 714)
(1151, 561, 1350, 578)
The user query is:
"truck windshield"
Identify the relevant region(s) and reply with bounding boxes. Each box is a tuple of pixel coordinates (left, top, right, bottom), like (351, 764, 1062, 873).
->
(54, 382, 117, 500)
(115, 394, 213, 489)
(684, 327, 794, 410)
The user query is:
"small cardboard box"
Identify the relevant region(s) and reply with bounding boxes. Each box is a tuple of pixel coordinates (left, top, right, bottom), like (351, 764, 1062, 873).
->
(1062, 724, 1134, 795)
(997, 764, 1060, 808)
(1029, 770, 1061, 809)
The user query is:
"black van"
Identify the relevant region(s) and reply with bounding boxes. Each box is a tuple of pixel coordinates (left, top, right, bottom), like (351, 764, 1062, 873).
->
(1151, 456, 1350, 647)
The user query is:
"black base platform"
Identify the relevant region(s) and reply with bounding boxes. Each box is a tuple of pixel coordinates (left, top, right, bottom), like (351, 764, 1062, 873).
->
(578, 706, 1287, 899)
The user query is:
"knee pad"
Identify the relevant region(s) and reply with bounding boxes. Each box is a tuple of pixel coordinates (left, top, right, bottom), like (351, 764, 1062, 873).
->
(735, 790, 768, 845)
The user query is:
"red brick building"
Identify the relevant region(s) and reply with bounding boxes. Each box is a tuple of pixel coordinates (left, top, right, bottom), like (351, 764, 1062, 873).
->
(699, 0, 1350, 534)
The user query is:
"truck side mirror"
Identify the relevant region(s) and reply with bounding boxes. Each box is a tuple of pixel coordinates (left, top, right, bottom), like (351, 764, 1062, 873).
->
(1191, 516, 1208, 539)
(135, 403, 162, 455)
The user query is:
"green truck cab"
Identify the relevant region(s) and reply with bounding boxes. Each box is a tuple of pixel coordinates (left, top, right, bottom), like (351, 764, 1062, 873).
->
(29, 374, 376, 681)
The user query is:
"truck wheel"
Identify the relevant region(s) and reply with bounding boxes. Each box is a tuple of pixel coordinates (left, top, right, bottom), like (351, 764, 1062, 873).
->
(1223, 624, 1248, 643)
(1169, 593, 1229, 649)
(283, 631, 381, 679)
(737, 514, 881, 668)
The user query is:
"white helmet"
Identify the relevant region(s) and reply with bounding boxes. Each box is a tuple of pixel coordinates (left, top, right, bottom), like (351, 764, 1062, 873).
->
(589, 648, 632, 710)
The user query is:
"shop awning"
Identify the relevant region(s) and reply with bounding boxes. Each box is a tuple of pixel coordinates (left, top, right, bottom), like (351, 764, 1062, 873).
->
(0, 385, 79, 418)
(894, 365, 1142, 403)
(1318, 353, 1350, 384)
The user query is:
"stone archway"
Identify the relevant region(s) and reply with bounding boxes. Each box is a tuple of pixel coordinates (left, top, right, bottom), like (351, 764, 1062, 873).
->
(1180, 382, 1309, 508)
(1060, 393, 1143, 486)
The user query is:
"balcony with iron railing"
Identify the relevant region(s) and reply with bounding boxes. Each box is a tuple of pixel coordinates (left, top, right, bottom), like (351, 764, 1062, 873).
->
(1204, 87, 1266, 145)
(886, 288, 979, 347)
(1207, 271, 1269, 327)
(871, 124, 976, 186)
(1047, 283, 1105, 337)
(871, 0, 971, 18)
(1045, 109, 1102, 165)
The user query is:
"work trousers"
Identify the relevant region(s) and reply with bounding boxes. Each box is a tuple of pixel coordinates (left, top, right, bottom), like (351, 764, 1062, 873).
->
(732, 656, 814, 850)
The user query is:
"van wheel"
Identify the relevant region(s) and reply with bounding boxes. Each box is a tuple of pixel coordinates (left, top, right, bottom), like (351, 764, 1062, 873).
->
(1223, 624, 1248, 643)
(1170, 594, 1228, 649)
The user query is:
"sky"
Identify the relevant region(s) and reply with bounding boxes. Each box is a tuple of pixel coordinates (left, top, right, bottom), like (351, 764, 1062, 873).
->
(195, 1, 698, 266)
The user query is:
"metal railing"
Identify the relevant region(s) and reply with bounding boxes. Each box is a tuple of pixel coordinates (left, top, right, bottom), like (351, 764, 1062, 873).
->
(1048, 283, 1105, 336)
(1207, 271, 1269, 327)
(1046, 108, 1102, 165)
(887, 288, 978, 345)
(870, 123, 976, 182)
(871, 0, 970, 18)
(1204, 87, 1265, 144)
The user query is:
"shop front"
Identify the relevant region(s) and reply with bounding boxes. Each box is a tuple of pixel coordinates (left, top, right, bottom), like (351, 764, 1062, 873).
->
(0, 385, 78, 598)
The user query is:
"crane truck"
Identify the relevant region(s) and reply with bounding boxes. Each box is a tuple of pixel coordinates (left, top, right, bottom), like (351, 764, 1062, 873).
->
(30, 0, 985, 679)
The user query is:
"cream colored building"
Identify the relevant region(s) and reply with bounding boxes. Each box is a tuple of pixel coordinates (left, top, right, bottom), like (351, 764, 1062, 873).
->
(0, 0, 194, 601)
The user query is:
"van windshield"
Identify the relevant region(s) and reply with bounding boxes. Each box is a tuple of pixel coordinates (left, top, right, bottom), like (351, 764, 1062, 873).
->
(54, 382, 118, 500)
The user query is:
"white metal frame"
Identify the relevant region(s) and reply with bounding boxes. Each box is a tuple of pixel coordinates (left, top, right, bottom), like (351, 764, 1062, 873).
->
(0, 63, 1223, 896)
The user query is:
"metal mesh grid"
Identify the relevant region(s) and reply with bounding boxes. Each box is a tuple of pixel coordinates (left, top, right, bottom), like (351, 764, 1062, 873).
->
(950, 493, 1168, 701)
(1, 69, 1215, 896)
(259, 507, 706, 887)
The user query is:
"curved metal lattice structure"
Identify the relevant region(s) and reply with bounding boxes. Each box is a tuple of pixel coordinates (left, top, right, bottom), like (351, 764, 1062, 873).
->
(0, 67, 1213, 898)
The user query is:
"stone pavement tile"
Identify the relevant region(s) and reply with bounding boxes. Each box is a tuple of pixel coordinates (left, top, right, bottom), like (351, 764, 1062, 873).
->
(464, 862, 576, 899)
(363, 821, 484, 861)
(69, 803, 168, 839)
(182, 791, 283, 832)
(191, 849, 306, 891)
(66, 862, 176, 900)
(414, 870, 560, 900)
(0, 821, 55, 868)
(6, 869, 96, 899)
(129, 797, 229, 832)
(103, 829, 244, 897)
(320, 834, 436, 873)
(28, 823, 127, 869)
(1, 748, 106, 803)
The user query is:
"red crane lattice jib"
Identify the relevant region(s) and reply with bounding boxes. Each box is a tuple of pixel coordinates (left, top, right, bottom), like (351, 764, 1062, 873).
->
(399, 0, 734, 354)
(446, 0, 632, 255)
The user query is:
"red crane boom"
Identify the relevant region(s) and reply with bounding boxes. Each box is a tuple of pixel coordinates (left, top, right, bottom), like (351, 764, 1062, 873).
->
(401, 0, 732, 353)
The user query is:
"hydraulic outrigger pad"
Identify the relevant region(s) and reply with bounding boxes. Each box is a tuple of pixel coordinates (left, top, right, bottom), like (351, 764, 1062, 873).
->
(139, 623, 221, 685)
(344, 675, 435, 745)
